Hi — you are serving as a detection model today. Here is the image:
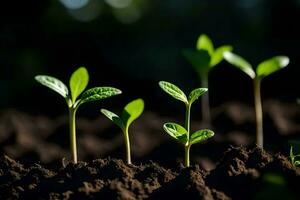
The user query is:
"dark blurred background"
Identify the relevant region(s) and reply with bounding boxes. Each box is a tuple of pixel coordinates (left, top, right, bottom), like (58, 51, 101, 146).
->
(1, 0, 300, 117)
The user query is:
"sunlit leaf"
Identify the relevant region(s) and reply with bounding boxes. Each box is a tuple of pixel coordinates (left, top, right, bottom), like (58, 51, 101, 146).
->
(294, 161, 300, 166)
(69, 67, 89, 103)
(182, 49, 211, 72)
(210, 45, 233, 67)
(188, 88, 208, 105)
(256, 56, 289, 79)
(35, 75, 69, 99)
(159, 81, 188, 104)
(196, 34, 214, 55)
(121, 98, 144, 128)
(101, 109, 124, 130)
(223, 52, 255, 79)
(190, 129, 214, 144)
(163, 122, 188, 143)
(80, 87, 121, 105)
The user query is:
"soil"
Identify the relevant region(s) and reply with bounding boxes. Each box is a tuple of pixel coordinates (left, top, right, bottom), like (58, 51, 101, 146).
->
(1, 100, 300, 199)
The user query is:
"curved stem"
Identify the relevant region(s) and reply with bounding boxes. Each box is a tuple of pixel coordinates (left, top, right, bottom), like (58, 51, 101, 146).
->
(254, 78, 263, 148)
(124, 127, 132, 164)
(69, 107, 78, 163)
(200, 72, 211, 124)
(184, 104, 191, 167)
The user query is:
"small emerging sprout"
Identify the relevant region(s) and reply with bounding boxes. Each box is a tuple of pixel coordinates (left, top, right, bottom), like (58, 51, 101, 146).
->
(183, 34, 233, 124)
(290, 146, 300, 167)
(224, 52, 289, 148)
(159, 81, 214, 167)
(101, 98, 144, 164)
(35, 67, 122, 163)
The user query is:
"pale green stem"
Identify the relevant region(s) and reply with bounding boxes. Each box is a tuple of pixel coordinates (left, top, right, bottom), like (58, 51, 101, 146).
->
(184, 103, 191, 167)
(254, 78, 263, 148)
(200, 72, 211, 124)
(124, 127, 132, 164)
(69, 107, 78, 163)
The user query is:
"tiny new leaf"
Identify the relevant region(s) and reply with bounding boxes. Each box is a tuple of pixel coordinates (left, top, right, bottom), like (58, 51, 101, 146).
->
(100, 109, 124, 129)
(163, 123, 188, 143)
(80, 87, 122, 105)
(196, 34, 214, 55)
(223, 52, 255, 79)
(188, 88, 208, 105)
(122, 98, 144, 129)
(210, 45, 233, 67)
(190, 129, 214, 145)
(159, 81, 188, 104)
(70, 67, 89, 103)
(256, 56, 289, 79)
(35, 75, 69, 99)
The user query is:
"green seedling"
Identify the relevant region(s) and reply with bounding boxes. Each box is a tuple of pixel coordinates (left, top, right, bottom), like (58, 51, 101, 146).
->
(159, 81, 214, 167)
(290, 146, 300, 167)
(101, 98, 144, 164)
(183, 34, 233, 123)
(35, 67, 122, 163)
(223, 52, 289, 148)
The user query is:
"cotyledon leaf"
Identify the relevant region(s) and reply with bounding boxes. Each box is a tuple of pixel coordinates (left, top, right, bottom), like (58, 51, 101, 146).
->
(182, 49, 211, 72)
(210, 45, 233, 67)
(196, 34, 214, 56)
(188, 88, 208, 105)
(190, 129, 214, 145)
(121, 98, 144, 128)
(79, 87, 122, 105)
(69, 67, 89, 103)
(100, 109, 125, 130)
(159, 81, 188, 104)
(256, 56, 289, 79)
(35, 75, 69, 99)
(163, 122, 188, 144)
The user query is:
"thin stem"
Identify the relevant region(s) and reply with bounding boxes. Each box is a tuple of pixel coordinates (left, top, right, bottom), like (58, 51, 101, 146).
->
(184, 104, 191, 167)
(253, 78, 263, 148)
(124, 127, 132, 164)
(200, 72, 211, 124)
(69, 107, 78, 163)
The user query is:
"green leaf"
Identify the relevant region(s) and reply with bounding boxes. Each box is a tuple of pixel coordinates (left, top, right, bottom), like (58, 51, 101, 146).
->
(35, 75, 69, 99)
(294, 161, 300, 166)
(182, 49, 211, 72)
(163, 123, 188, 143)
(100, 109, 124, 129)
(159, 81, 188, 104)
(223, 52, 255, 79)
(210, 45, 233, 67)
(196, 34, 214, 56)
(256, 56, 289, 79)
(79, 87, 122, 105)
(190, 129, 214, 144)
(188, 88, 208, 105)
(70, 67, 89, 103)
(121, 98, 144, 129)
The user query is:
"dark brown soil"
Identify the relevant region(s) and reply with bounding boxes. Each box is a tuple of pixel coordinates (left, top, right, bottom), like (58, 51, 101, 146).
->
(1, 146, 299, 200)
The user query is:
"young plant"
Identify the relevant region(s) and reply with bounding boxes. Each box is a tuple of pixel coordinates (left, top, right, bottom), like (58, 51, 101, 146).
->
(101, 99, 144, 164)
(223, 52, 289, 148)
(35, 67, 122, 163)
(159, 81, 214, 167)
(183, 34, 233, 123)
(290, 146, 300, 167)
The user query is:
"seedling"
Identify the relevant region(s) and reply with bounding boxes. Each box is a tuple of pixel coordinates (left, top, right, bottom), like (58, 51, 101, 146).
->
(35, 67, 122, 163)
(183, 34, 233, 123)
(223, 52, 289, 148)
(290, 146, 300, 167)
(159, 81, 214, 167)
(101, 98, 144, 164)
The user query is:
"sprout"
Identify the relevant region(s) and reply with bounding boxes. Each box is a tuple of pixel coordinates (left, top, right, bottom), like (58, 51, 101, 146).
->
(101, 98, 144, 164)
(183, 34, 233, 124)
(224, 52, 289, 148)
(35, 67, 122, 163)
(159, 81, 214, 167)
(290, 146, 300, 167)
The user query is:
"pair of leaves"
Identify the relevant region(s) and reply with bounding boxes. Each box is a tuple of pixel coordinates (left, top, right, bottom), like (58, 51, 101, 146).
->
(183, 34, 233, 72)
(223, 52, 290, 80)
(101, 98, 144, 131)
(163, 123, 214, 145)
(159, 81, 207, 105)
(290, 146, 300, 167)
(35, 67, 121, 108)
